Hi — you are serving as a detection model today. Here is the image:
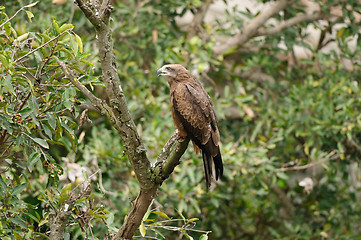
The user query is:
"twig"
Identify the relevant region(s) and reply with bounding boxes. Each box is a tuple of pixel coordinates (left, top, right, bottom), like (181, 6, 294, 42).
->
(133, 236, 162, 240)
(98, 168, 117, 196)
(15, 29, 72, 63)
(57, 60, 108, 115)
(0, 2, 38, 29)
(276, 150, 339, 172)
(348, 137, 361, 153)
(69, 169, 101, 196)
(0, 142, 14, 159)
(145, 224, 211, 234)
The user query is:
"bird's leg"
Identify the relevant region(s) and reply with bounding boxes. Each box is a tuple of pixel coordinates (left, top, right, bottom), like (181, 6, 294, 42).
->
(175, 129, 187, 142)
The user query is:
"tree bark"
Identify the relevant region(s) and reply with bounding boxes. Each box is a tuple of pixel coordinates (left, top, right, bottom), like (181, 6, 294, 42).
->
(49, 201, 73, 240)
(64, 2, 193, 239)
(113, 187, 158, 240)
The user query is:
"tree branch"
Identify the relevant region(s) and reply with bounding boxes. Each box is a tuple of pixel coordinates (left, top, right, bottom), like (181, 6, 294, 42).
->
(256, 12, 323, 36)
(57, 60, 112, 116)
(49, 170, 96, 240)
(71, 1, 193, 239)
(113, 138, 190, 240)
(152, 132, 190, 183)
(74, 0, 104, 29)
(213, 0, 293, 55)
(276, 150, 339, 172)
(49, 201, 73, 240)
(15, 29, 71, 63)
(75, 0, 152, 191)
(187, 0, 212, 40)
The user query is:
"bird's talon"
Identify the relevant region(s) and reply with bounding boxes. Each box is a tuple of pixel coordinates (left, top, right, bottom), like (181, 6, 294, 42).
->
(177, 135, 185, 142)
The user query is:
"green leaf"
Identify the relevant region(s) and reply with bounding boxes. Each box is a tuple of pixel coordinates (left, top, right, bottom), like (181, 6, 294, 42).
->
(69, 34, 78, 57)
(13, 231, 23, 240)
(0, 54, 9, 70)
(82, 169, 89, 180)
(3, 75, 15, 96)
(199, 234, 208, 240)
(139, 221, 146, 237)
(59, 24, 74, 33)
(276, 172, 289, 180)
(30, 95, 39, 110)
(38, 218, 48, 227)
(9, 218, 27, 229)
(186, 218, 199, 224)
(27, 151, 40, 172)
(75, 34, 83, 54)
(0, 175, 7, 190)
(47, 113, 57, 130)
(19, 108, 33, 119)
(152, 211, 170, 219)
(60, 183, 72, 196)
(95, 214, 108, 219)
(58, 195, 69, 204)
(183, 231, 194, 240)
(33, 138, 49, 149)
(23, 212, 40, 223)
(64, 233, 70, 240)
(52, 20, 60, 34)
(42, 123, 52, 139)
(25, 10, 34, 22)
(175, 208, 186, 221)
(11, 183, 28, 196)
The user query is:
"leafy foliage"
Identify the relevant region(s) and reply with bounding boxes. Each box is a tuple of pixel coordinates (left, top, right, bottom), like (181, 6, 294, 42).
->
(1, 0, 361, 239)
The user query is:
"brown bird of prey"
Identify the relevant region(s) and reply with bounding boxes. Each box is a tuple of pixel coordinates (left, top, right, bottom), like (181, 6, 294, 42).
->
(157, 64, 223, 190)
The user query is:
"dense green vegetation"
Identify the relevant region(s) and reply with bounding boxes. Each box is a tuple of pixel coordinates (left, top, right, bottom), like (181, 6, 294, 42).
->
(1, 0, 361, 239)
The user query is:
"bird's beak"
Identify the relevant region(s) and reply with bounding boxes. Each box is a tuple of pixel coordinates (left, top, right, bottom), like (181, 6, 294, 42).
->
(157, 66, 168, 77)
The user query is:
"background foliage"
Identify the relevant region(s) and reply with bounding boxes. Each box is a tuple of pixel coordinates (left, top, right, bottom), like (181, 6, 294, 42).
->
(1, 0, 361, 239)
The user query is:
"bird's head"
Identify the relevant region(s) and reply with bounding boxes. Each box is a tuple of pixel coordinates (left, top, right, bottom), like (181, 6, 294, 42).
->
(157, 64, 188, 82)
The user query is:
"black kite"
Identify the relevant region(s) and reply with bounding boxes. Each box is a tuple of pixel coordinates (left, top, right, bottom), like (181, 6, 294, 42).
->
(157, 64, 223, 190)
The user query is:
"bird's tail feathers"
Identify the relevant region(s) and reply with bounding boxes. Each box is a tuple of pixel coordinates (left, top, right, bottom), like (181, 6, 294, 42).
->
(213, 147, 223, 180)
(202, 151, 213, 191)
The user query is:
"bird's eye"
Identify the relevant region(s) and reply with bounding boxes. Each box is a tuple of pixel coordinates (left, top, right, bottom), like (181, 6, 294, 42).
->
(166, 67, 171, 71)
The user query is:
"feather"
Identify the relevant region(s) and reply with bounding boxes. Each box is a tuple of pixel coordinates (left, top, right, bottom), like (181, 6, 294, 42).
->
(160, 64, 224, 191)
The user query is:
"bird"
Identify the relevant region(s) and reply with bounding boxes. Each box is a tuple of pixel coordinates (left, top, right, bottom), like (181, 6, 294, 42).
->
(157, 64, 223, 190)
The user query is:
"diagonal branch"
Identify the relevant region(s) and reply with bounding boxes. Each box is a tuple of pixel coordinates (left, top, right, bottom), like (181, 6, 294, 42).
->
(213, 0, 293, 55)
(256, 12, 324, 36)
(15, 29, 71, 63)
(57, 60, 111, 116)
(187, 0, 213, 40)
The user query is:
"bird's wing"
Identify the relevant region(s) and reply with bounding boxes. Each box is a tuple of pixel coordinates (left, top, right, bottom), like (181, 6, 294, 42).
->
(172, 82, 216, 147)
